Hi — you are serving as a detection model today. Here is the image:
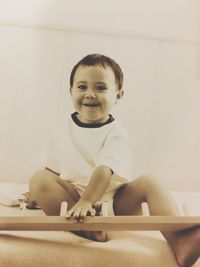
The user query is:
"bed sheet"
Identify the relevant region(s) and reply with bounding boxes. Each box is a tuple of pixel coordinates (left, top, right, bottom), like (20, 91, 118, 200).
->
(0, 183, 200, 267)
(0, 204, 178, 267)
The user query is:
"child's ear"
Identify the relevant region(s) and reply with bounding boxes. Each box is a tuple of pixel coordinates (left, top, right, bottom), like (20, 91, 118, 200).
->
(116, 90, 124, 99)
(115, 90, 124, 104)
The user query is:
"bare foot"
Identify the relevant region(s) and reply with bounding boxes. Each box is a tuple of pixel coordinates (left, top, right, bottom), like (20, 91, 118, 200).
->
(172, 226, 200, 267)
(71, 230, 108, 242)
(70, 203, 108, 242)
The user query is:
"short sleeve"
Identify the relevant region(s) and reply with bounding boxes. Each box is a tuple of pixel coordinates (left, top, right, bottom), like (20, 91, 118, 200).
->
(96, 130, 133, 181)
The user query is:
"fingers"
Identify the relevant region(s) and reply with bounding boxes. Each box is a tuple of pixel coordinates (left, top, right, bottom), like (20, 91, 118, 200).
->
(90, 208, 96, 217)
(66, 207, 96, 222)
(66, 208, 75, 219)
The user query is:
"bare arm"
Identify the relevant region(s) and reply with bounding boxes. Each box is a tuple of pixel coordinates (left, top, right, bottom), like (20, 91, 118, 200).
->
(81, 165, 112, 204)
(66, 165, 112, 221)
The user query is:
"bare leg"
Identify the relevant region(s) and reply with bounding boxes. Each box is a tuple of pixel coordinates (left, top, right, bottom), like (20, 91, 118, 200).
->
(113, 174, 200, 267)
(29, 169, 80, 214)
(29, 169, 107, 242)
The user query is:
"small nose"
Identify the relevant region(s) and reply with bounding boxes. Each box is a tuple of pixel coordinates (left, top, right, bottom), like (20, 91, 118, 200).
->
(85, 88, 96, 98)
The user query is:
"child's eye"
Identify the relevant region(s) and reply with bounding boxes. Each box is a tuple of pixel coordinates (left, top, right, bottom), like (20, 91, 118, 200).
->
(77, 85, 87, 90)
(96, 85, 107, 91)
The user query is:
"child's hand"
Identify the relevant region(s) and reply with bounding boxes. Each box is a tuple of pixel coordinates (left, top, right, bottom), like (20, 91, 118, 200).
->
(66, 199, 96, 222)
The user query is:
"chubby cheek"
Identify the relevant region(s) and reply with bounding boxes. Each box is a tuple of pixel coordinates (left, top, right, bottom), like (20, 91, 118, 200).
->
(103, 98, 116, 111)
(75, 102, 83, 112)
(71, 95, 82, 108)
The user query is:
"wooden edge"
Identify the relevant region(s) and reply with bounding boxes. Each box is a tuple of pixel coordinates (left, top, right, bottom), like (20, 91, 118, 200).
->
(0, 216, 200, 231)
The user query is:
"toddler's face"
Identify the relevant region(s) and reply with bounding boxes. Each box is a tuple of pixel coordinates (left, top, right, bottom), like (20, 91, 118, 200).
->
(70, 65, 121, 124)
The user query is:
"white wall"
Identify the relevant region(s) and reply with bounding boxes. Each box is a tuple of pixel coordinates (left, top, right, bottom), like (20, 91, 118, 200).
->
(0, 1, 200, 191)
(0, 0, 199, 41)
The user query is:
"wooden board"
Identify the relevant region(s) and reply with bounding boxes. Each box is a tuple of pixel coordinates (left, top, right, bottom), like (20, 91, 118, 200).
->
(0, 216, 200, 231)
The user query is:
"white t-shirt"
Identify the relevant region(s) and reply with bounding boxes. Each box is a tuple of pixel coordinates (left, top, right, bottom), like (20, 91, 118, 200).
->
(42, 113, 133, 198)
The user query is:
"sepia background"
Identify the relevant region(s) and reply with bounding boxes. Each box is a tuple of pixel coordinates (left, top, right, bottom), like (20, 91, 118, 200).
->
(0, 0, 199, 191)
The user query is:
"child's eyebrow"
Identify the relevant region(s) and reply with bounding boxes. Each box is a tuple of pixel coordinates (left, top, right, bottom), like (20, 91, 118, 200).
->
(76, 81, 87, 84)
(95, 82, 107, 85)
(76, 81, 107, 85)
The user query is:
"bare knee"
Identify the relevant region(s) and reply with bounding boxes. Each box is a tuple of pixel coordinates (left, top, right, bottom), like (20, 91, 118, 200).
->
(29, 169, 57, 194)
(136, 173, 162, 188)
(129, 173, 164, 201)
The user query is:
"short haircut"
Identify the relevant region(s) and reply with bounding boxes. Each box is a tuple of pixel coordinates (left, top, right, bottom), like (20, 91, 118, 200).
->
(70, 54, 123, 90)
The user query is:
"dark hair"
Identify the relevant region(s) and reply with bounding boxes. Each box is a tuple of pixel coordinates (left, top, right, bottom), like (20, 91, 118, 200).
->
(70, 54, 123, 90)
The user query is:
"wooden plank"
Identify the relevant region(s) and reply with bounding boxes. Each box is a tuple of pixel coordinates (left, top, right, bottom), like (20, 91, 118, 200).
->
(0, 216, 200, 231)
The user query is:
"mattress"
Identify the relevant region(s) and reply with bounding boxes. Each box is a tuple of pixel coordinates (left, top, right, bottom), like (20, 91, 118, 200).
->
(0, 182, 200, 267)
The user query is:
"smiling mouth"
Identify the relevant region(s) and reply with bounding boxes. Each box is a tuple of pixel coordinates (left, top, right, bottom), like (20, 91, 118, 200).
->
(83, 103, 100, 107)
